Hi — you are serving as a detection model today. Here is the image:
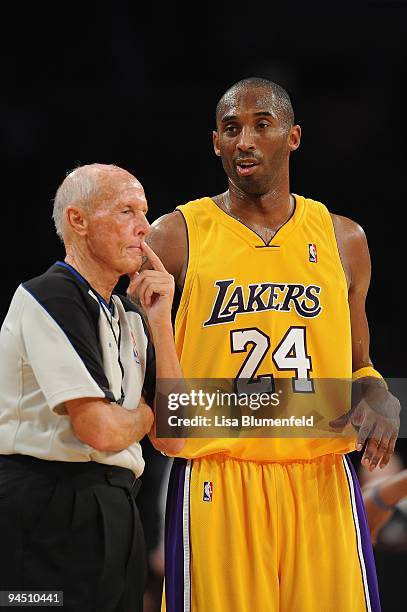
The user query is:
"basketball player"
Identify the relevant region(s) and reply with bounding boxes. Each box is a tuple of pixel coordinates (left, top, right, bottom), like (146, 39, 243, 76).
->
(137, 78, 400, 611)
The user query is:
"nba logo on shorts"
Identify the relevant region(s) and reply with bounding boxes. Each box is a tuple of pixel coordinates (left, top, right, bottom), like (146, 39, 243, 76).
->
(309, 243, 318, 263)
(203, 481, 213, 502)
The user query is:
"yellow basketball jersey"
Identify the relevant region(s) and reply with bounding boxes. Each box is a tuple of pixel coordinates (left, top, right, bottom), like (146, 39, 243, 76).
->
(173, 194, 355, 460)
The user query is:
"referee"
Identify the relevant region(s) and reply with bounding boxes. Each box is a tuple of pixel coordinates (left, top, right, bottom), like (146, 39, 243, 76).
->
(0, 163, 183, 611)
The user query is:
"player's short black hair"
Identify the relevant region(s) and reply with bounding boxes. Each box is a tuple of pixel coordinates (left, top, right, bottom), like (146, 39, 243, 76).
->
(216, 77, 295, 129)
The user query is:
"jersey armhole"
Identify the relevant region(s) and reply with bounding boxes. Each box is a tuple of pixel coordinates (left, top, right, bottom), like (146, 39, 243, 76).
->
(319, 203, 348, 293)
(174, 207, 200, 328)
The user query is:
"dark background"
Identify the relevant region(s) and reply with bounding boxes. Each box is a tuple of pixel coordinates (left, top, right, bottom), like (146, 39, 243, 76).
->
(2, 2, 405, 378)
(1, 2, 406, 610)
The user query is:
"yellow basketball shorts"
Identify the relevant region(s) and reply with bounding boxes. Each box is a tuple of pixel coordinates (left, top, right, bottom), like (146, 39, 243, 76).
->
(162, 453, 380, 612)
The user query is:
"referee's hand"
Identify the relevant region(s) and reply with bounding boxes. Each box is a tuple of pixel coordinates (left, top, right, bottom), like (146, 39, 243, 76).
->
(135, 399, 155, 439)
(128, 242, 175, 328)
(148, 425, 185, 456)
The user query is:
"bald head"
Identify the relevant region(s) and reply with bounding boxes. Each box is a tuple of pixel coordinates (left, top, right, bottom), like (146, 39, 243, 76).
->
(216, 77, 294, 131)
(53, 163, 143, 242)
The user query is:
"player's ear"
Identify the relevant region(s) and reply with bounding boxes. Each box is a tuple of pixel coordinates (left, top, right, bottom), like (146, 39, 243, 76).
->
(288, 125, 301, 151)
(213, 130, 221, 157)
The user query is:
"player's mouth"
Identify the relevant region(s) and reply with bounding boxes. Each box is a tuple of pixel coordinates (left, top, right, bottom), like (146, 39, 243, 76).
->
(235, 158, 260, 177)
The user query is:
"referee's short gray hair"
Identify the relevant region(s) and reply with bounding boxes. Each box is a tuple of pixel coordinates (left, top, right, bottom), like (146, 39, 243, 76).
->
(52, 163, 120, 242)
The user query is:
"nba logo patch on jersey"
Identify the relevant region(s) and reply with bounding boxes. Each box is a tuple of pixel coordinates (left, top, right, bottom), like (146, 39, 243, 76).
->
(309, 243, 318, 263)
(203, 481, 213, 502)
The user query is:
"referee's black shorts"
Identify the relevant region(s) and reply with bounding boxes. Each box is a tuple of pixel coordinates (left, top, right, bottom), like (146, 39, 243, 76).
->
(0, 454, 146, 612)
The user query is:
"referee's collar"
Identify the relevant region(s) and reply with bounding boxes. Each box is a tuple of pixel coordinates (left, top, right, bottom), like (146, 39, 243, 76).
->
(55, 261, 115, 314)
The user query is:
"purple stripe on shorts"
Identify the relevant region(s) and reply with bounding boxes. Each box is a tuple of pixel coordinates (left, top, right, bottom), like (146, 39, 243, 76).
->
(164, 458, 188, 612)
(345, 455, 381, 612)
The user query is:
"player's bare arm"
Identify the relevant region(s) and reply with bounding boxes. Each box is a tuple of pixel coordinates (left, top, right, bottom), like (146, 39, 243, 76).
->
(332, 213, 400, 470)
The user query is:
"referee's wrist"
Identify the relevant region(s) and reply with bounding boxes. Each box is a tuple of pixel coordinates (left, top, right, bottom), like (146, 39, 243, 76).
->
(371, 485, 396, 512)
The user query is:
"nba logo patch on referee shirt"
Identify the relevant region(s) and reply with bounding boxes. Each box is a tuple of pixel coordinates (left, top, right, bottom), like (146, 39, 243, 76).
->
(203, 481, 213, 502)
(309, 243, 318, 263)
(130, 331, 140, 364)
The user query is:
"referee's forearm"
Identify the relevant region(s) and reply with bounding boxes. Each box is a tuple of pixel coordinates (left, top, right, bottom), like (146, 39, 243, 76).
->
(148, 323, 186, 455)
(150, 322, 183, 380)
(68, 398, 153, 452)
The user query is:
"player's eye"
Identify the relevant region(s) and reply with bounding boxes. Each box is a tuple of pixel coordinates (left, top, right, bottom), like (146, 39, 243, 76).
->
(224, 124, 239, 134)
(257, 121, 270, 129)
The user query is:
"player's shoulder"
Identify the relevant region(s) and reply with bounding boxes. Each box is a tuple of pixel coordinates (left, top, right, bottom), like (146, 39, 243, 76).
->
(329, 212, 367, 246)
(145, 197, 210, 281)
(301, 195, 364, 233)
(147, 210, 187, 256)
(301, 195, 369, 262)
(176, 196, 210, 211)
(150, 210, 185, 234)
(150, 197, 209, 234)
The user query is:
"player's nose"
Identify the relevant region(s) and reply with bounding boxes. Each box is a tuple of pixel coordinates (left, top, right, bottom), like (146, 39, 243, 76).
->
(236, 126, 256, 151)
